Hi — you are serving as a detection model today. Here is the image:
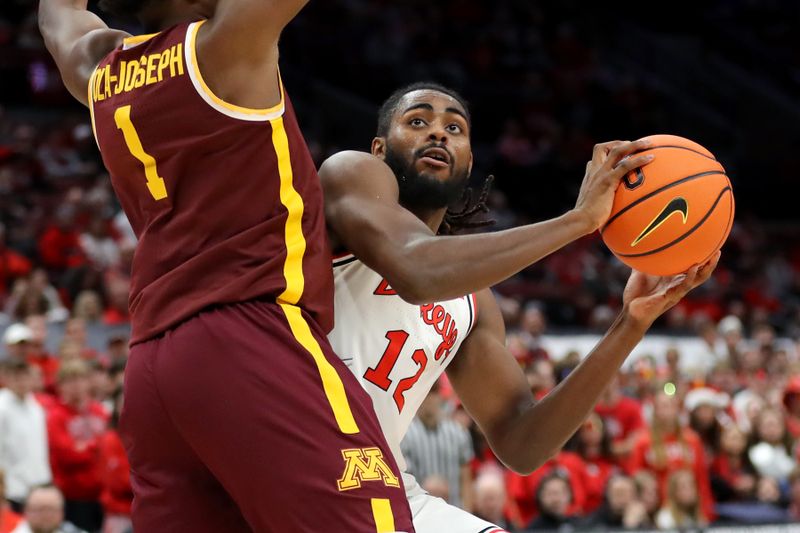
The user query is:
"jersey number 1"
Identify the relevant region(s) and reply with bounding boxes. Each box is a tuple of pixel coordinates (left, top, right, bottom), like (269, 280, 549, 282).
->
(114, 105, 168, 201)
(364, 330, 428, 414)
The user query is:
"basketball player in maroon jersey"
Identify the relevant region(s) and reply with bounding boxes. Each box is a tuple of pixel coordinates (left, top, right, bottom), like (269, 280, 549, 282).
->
(320, 83, 719, 531)
(38, 1, 414, 531)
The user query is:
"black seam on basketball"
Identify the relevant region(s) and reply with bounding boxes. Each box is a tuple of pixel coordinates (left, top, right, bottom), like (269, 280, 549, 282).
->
(706, 186, 735, 261)
(601, 171, 726, 233)
(632, 145, 718, 162)
(616, 187, 732, 258)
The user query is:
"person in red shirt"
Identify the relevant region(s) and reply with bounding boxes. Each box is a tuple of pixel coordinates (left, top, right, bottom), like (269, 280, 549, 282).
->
(595, 375, 646, 467)
(98, 388, 131, 533)
(37, 206, 85, 274)
(710, 424, 756, 502)
(629, 391, 715, 521)
(47, 359, 109, 533)
(506, 450, 589, 528)
(0, 469, 22, 533)
(571, 413, 617, 514)
(0, 223, 32, 308)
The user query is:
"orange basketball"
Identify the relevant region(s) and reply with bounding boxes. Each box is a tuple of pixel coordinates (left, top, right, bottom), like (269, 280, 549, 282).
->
(601, 134, 735, 276)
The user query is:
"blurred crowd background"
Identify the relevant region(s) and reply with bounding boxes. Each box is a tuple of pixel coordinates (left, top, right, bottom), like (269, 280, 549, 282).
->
(1, 0, 800, 531)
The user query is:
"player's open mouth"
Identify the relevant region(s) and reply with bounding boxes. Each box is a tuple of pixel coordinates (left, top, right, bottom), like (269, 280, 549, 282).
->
(418, 147, 451, 168)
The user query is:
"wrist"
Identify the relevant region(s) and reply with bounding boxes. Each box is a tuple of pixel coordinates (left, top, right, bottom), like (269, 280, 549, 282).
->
(563, 209, 596, 236)
(618, 307, 652, 336)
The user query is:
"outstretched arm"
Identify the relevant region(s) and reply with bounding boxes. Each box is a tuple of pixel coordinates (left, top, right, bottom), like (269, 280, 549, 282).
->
(446, 255, 718, 474)
(39, 0, 129, 106)
(320, 140, 652, 304)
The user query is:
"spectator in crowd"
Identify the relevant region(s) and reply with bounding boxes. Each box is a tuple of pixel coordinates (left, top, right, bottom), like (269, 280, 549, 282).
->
(582, 474, 650, 530)
(24, 315, 58, 393)
(594, 376, 645, 467)
(2, 324, 31, 362)
(70, 293, 101, 325)
(711, 424, 757, 502)
(401, 382, 474, 510)
(97, 388, 131, 533)
(47, 360, 108, 532)
(11, 486, 87, 533)
(60, 320, 96, 362)
(0, 360, 51, 511)
(526, 359, 556, 400)
(568, 413, 615, 514)
(0, 223, 31, 314)
(472, 471, 512, 531)
(629, 391, 715, 520)
(36, 206, 84, 277)
(685, 387, 731, 463)
(633, 470, 661, 524)
(0, 469, 23, 533)
(525, 473, 576, 532)
(655, 469, 709, 530)
(506, 450, 588, 528)
(748, 407, 796, 483)
(516, 302, 550, 362)
(77, 218, 118, 272)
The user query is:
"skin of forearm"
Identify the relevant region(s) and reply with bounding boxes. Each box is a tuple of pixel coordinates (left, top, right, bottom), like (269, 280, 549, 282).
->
(491, 312, 647, 474)
(395, 210, 591, 304)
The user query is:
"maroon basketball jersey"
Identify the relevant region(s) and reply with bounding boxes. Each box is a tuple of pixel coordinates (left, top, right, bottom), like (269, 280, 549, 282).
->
(88, 21, 333, 344)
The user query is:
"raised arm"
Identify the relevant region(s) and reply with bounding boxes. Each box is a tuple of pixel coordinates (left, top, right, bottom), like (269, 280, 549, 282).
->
(445, 255, 718, 474)
(320, 141, 651, 305)
(197, 0, 310, 108)
(38, 0, 129, 106)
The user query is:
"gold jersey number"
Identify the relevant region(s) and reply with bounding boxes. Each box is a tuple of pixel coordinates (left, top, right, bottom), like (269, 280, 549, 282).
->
(114, 105, 168, 201)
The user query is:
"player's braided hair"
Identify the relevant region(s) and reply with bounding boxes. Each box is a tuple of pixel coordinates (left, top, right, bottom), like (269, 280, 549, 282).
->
(438, 174, 495, 235)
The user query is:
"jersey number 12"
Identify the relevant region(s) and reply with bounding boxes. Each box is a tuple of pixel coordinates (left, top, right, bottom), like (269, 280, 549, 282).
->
(364, 330, 428, 414)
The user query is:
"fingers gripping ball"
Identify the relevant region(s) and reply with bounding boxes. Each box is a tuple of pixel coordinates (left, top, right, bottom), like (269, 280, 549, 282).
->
(601, 135, 735, 276)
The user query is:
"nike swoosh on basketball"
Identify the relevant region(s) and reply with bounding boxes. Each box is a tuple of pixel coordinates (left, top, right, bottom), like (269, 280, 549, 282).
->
(631, 197, 689, 247)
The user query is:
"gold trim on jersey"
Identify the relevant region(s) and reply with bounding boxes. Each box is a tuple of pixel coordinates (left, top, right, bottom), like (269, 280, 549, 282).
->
(87, 67, 101, 152)
(185, 20, 285, 121)
(371, 499, 397, 533)
(270, 115, 359, 435)
(122, 32, 159, 50)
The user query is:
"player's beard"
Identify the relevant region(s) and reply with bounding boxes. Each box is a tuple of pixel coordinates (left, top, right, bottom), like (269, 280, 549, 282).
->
(384, 144, 470, 211)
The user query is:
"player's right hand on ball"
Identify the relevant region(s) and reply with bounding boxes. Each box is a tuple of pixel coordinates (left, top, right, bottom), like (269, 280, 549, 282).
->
(572, 139, 654, 233)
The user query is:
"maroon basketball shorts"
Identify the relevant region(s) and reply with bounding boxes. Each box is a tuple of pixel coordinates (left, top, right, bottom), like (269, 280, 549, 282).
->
(119, 300, 414, 532)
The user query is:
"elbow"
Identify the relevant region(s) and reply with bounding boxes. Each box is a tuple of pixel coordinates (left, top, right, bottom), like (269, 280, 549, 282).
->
(388, 262, 442, 305)
(390, 279, 429, 306)
(496, 445, 558, 476)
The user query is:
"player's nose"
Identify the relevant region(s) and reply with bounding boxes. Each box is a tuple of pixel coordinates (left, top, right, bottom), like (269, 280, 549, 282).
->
(428, 129, 448, 144)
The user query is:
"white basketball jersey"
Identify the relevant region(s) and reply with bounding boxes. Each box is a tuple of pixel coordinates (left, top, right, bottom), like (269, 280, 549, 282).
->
(328, 254, 477, 472)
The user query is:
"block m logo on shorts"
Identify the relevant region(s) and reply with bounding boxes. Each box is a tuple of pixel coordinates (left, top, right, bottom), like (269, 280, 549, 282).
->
(337, 447, 400, 491)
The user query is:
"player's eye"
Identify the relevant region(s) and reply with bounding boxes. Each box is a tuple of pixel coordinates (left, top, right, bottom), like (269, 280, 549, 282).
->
(409, 118, 426, 128)
(447, 124, 462, 134)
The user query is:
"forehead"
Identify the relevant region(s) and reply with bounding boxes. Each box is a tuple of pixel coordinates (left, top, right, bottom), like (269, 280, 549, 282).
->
(395, 90, 466, 117)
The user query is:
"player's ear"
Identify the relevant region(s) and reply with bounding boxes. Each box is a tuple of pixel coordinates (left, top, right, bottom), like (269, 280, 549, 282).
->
(371, 137, 387, 160)
(468, 151, 474, 174)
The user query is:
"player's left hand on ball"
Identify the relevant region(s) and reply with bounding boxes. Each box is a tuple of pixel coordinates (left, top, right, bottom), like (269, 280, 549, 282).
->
(622, 251, 720, 328)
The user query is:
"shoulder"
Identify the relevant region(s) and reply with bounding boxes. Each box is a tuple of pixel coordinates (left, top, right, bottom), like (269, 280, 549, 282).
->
(318, 151, 395, 188)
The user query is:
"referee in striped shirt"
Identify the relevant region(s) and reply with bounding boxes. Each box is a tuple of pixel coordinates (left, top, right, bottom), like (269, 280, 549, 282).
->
(401, 381, 474, 510)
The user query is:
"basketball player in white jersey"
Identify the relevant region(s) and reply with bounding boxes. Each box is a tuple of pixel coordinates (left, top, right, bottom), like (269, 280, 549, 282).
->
(322, 82, 718, 533)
